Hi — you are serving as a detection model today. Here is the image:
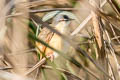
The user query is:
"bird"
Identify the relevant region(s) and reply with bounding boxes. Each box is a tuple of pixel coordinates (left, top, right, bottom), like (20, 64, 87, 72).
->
(36, 14, 73, 60)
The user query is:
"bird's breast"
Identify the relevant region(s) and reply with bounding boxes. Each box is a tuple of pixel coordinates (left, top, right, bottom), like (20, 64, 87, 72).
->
(45, 33, 70, 58)
(45, 21, 70, 58)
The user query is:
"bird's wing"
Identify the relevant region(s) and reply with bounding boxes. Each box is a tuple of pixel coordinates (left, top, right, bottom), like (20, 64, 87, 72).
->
(45, 33, 62, 57)
(36, 27, 54, 58)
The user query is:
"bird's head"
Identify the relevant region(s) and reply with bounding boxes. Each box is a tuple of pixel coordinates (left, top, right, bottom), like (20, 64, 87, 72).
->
(52, 14, 74, 34)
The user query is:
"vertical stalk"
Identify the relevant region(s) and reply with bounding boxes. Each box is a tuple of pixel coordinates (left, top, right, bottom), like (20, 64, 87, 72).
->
(89, 0, 108, 79)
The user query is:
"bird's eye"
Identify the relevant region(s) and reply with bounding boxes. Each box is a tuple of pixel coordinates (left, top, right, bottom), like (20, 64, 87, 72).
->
(58, 15, 71, 22)
(63, 15, 69, 20)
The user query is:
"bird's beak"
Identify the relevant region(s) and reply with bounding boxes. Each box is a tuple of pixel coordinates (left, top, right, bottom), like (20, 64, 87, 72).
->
(69, 18, 75, 21)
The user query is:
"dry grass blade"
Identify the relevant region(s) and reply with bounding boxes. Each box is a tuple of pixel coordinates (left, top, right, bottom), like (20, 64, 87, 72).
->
(88, 0, 120, 32)
(33, 68, 40, 80)
(17, 0, 56, 8)
(30, 8, 76, 13)
(0, 0, 14, 17)
(4, 0, 29, 76)
(107, 57, 116, 80)
(0, 0, 14, 43)
(24, 57, 47, 76)
(107, 0, 120, 17)
(109, 24, 120, 44)
(108, 43, 120, 78)
(42, 65, 83, 80)
(91, 10, 107, 80)
(88, 2, 120, 78)
(7, 48, 36, 55)
(6, 8, 75, 18)
(71, 14, 91, 36)
(89, 0, 118, 80)
(104, 28, 120, 79)
(71, 0, 107, 36)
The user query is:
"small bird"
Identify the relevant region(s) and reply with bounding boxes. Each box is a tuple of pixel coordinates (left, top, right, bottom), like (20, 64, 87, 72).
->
(36, 14, 73, 60)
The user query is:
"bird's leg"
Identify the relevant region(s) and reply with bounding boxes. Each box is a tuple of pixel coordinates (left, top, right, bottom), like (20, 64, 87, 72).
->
(46, 53, 54, 62)
(49, 54, 54, 61)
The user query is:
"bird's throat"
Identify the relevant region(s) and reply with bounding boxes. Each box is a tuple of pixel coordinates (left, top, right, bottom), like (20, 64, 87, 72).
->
(55, 21, 70, 35)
